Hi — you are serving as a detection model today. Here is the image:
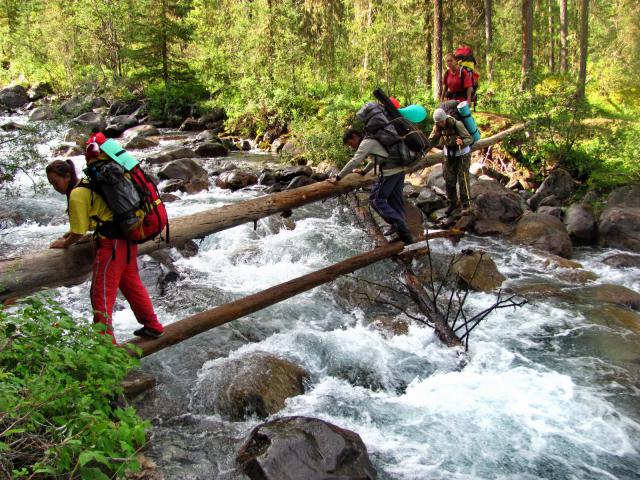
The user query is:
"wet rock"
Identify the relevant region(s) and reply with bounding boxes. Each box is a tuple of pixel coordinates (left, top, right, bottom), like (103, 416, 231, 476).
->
(528, 168, 575, 211)
(195, 130, 220, 143)
(215, 170, 258, 191)
(59, 95, 86, 116)
(179, 117, 203, 131)
(90, 96, 108, 109)
(177, 239, 199, 258)
(29, 106, 55, 121)
(425, 164, 446, 193)
(0, 85, 29, 109)
(105, 114, 138, 137)
(542, 254, 583, 270)
(537, 206, 563, 219)
(159, 192, 180, 203)
(124, 135, 159, 150)
(602, 253, 640, 269)
(565, 203, 598, 246)
(52, 144, 84, 157)
(277, 165, 313, 182)
(575, 284, 640, 311)
(471, 180, 526, 235)
(258, 170, 277, 186)
(508, 280, 575, 301)
(195, 352, 309, 420)
(452, 250, 506, 292)
(210, 162, 237, 176)
(403, 184, 421, 198)
(311, 172, 329, 182)
(258, 214, 296, 234)
(108, 99, 144, 117)
(1, 121, 29, 131)
(415, 187, 447, 215)
(122, 370, 156, 397)
(194, 142, 228, 157)
(159, 158, 208, 186)
(271, 136, 287, 153)
(286, 175, 314, 190)
(280, 141, 303, 157)
(599, 185, 640, 252)
(538, 194, 563, 207)
(72, 112, 106, 132)
(122, 124, 160, 139)
(146, 146, 196, 165)
(592, 304, 640, 333)
(509, 212, 573, 258)
(370, 315, 409, 337)
(555, 269, 598, 284)
(236, 416, 378, 480)
(27, 82, 53, 101)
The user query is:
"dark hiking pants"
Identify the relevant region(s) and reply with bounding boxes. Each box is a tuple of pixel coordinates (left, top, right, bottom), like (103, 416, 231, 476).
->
(369, 172, 409, 235)
(443, 152, 471, 208)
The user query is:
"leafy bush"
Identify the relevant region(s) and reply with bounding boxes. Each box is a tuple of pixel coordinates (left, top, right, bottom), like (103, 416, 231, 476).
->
(146, 80, 209, 126)
(0, 299, 148, 478)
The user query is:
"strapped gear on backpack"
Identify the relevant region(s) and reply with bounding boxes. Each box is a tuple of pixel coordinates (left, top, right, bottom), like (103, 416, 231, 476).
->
(453, 45, 480, 107)
(82, 134, 169, 244)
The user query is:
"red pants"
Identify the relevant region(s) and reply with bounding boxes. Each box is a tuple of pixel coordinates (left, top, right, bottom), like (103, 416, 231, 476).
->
(90, 238, 163, 340)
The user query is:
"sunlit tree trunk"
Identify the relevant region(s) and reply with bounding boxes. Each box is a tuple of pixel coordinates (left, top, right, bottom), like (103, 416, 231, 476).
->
(559, 0, 568, 73)
(548, 0, 555, 72)
(576, 0, 589, 99)
(433, 0, 442, 101)
(484, 0, 493, 83)
(521, 0, 534, 91)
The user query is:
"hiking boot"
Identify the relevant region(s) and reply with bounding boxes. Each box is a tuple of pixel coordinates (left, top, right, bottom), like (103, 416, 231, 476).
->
(397, 230, 414, 244)
(133, 326, 163, 339)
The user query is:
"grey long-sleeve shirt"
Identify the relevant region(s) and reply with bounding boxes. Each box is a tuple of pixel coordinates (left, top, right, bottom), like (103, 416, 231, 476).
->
(338, 138, 404, 178)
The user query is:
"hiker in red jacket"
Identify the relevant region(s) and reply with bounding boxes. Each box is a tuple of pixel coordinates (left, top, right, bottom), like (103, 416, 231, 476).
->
(441, 53, 474, 104)
(46, 156, 164, 343)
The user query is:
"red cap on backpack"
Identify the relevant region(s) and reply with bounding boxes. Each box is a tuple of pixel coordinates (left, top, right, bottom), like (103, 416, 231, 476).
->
(389, 97, 401, 109)
(85, 132, 107, 160)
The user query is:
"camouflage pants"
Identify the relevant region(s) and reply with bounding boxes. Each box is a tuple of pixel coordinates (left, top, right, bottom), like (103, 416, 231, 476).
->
(443, 152, 471, 208)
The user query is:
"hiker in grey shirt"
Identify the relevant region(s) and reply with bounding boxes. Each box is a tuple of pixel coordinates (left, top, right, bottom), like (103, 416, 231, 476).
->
(329, 127, 413, 244)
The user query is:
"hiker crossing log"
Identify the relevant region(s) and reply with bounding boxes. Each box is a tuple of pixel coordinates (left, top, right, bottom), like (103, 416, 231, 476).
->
(127, 242, 405, 356)
(0, 124, 526, 302)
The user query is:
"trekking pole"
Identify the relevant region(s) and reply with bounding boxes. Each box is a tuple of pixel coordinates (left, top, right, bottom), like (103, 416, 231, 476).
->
(460, 144, 472, 210)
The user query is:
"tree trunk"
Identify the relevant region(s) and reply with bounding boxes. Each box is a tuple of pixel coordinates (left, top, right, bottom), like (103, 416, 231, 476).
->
(127, 242, 405, 356)
(576, 0, 589, 99)
(521, 0, 534, 91)
(432, 0, 443, 101)
(161, 0, 169, 85)
(548, 0, 555, 72)
(484, 0, 493, 83)
(559, 0, 568, 74)
(0, 176, 374, 302)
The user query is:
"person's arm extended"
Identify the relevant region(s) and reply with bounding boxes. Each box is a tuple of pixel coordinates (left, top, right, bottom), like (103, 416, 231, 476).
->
(337, 140, 372, 178)
(427, 125, 442, 149)
(50, 232, 84, 249)
(466, 86, 473, 104)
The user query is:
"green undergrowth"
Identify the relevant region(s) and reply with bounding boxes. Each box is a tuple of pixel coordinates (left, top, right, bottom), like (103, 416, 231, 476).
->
(0, 298, 147, 478)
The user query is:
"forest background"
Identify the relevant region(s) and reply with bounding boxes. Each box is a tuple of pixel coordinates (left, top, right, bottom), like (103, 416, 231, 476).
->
(1, 0, 640, 190)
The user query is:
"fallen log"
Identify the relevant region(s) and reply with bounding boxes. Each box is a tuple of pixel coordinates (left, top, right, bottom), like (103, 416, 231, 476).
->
(127, 242, 404, 356)
(0, 175, 374, 301)
(347, 192, 463, 347)
(0, 124, 526, 302)
(408, 122, 528, 172)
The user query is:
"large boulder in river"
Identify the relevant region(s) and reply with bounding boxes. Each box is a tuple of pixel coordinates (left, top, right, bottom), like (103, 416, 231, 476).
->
(565, 203, 598, 245)
(216, 170, 258, 190)
(452, 250, 506, 292)
(0, 85, 29, 109)
(29, 106, 55, 121)
(145, 146, 195, 165)
(194, 142, 228, 157)
(470, 180, 526, 235)
(104, 114, 138, 137)
(158, 158, 208, 183)
(602, 253, 640, 269)
(528, 168, 575, 211)
(27, 82, 53, 101)
(574, 284, 640, 311)
(122, 124, 160, 139)
(276, 165, 313, 182)
(123, 135, 159, 149)
(195, 352, 309, 420)
(598, 185, 640, 252)
(509, 212, 573, 258)
(72, 112, 106, 132)
(236, 416, 378, 480)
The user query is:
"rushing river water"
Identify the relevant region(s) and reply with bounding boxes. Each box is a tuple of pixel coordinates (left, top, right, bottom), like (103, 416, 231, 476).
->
(1, 117, 639, 479)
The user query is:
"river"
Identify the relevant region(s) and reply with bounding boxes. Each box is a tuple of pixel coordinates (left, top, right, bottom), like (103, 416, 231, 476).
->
(1, 117, 639, 479)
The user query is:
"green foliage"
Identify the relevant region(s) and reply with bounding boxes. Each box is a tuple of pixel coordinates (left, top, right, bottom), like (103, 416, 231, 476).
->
(0, 299, 148, 477)
(146, 80, 209, 126)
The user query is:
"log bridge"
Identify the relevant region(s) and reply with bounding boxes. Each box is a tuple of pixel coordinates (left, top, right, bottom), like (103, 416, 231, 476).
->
(0, 124, 526, 355)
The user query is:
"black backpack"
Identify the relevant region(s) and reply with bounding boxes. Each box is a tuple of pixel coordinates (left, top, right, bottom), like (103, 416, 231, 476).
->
(373, 88, 429, 155)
